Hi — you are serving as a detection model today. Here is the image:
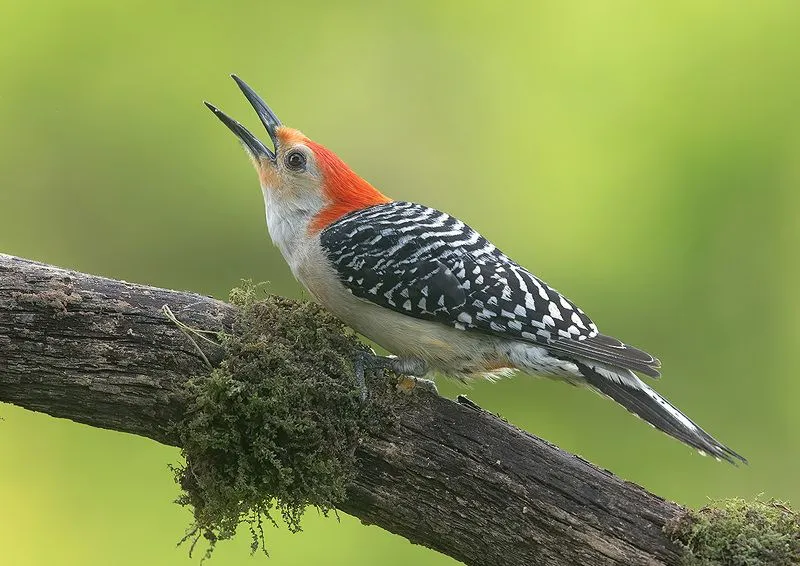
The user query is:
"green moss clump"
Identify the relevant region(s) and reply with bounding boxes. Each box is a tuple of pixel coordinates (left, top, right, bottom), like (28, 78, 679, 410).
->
(172, 283, 386, 558)
(665, 498, 800, 565)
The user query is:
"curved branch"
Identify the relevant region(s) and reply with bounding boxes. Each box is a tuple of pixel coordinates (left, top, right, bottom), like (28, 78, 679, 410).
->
(0, 253, 684, 566)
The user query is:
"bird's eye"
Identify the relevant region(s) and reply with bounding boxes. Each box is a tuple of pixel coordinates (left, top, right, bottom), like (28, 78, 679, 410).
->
(285, 150, 307, 171)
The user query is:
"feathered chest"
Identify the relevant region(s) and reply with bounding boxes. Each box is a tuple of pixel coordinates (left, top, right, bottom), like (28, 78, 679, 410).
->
(262, 188, 326, 276)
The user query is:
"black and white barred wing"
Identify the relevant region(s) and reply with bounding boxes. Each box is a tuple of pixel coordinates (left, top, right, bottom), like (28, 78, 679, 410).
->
(461, 257, 661, 377)
(319, 202, 660, 377)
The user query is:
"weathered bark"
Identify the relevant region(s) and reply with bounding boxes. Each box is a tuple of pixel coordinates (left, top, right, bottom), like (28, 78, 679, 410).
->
(0, 253, 685, 566)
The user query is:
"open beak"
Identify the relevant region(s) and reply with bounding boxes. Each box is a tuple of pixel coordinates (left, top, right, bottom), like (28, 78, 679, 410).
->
(204, 75, 282, 161)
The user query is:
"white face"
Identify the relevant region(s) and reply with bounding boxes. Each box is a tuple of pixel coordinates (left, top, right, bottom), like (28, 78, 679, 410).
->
(255, 129, 324, 202)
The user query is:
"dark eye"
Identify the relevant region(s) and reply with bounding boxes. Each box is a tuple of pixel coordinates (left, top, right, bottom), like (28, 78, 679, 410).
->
(285, 150, 307, 171)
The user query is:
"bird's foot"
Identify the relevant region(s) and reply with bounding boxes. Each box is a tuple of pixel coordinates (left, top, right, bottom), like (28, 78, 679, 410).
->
(353, 350, 376, 402)
(353, 351, 433, 400)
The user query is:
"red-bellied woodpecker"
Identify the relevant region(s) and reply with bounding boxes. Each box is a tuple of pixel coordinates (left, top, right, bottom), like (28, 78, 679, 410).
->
(206, 75, 745, 465)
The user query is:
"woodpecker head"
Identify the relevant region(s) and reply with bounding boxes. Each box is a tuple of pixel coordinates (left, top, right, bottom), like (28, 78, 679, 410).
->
(205, 75, 391, 234)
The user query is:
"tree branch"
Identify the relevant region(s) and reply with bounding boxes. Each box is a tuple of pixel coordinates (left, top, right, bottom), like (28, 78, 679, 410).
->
(0, 253, 685, 566)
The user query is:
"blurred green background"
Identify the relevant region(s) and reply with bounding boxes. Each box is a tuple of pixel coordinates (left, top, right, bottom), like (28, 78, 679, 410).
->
(1, 1, 799, 564)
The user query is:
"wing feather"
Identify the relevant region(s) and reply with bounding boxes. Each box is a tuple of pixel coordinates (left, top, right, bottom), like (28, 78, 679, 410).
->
(320, 202, 661, 377)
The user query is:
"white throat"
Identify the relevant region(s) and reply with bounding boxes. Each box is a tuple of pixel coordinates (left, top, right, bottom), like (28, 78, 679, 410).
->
(262, 187, 325, 274)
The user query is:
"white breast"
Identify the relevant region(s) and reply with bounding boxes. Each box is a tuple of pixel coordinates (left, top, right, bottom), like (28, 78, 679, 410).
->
(263, 187, 325, 279)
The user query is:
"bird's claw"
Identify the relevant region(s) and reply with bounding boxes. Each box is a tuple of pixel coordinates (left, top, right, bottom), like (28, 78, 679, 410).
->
(352, 351, 431, 401)
(353, 349, 377, 402)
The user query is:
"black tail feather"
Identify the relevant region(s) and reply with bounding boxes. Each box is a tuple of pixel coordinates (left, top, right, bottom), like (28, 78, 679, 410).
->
(576, 362, 747, 465)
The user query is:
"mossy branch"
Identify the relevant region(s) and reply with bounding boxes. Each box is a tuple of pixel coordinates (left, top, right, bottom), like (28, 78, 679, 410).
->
(172, 287, 391, 558)
(665, 498, 800, 565)
(0, 253, 796, 566)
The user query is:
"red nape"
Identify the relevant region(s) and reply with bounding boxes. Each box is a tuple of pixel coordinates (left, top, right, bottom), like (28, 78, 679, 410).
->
(306, 140, 391, 232)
